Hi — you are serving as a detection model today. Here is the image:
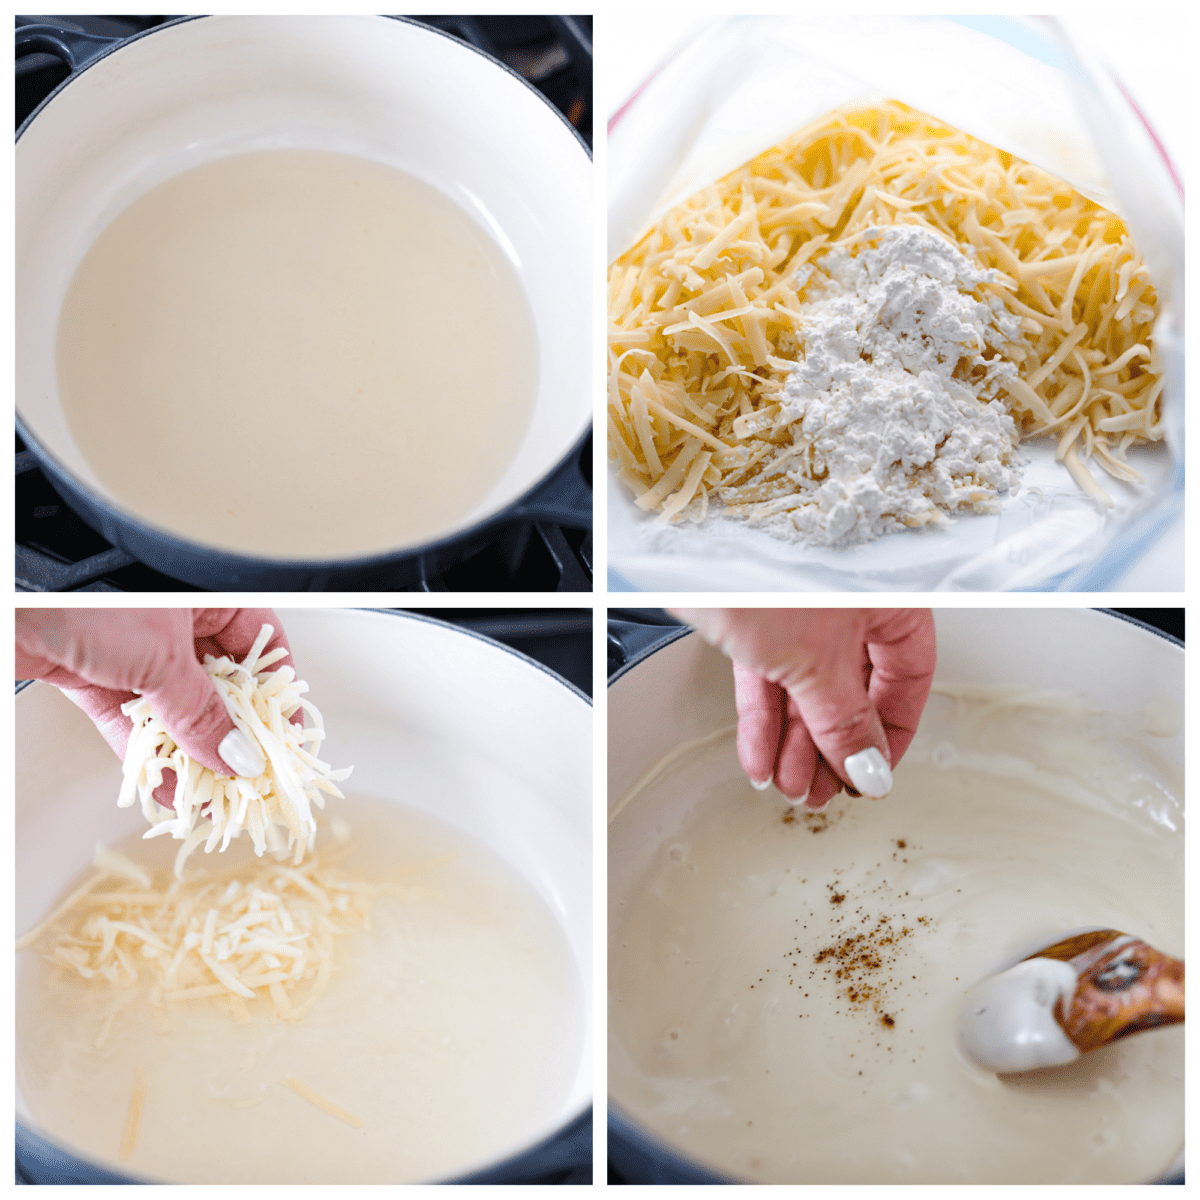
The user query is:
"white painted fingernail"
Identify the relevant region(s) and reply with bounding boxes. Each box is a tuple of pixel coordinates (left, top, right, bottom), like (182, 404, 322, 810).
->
(751, 776, 773, 791)
(219, 728, 266, 778)
(844, 747, 892, 798)
(788, 792, 810, 809)
(805, 796, 829, 813)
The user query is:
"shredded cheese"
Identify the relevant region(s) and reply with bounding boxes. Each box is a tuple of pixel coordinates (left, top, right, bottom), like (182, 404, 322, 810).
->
(609, 100, 1164, 523)
(20, 842, 376, 1022)
(119, 1067, 147, 1162)
(118, 623, 352, 877)
(280, 1076, 366, 1129)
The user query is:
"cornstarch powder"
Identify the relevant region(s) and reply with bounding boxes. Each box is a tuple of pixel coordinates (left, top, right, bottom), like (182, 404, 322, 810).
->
(759, 225, 1026, 545)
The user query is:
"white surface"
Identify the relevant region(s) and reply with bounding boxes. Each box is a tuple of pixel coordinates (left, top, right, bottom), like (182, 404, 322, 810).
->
(603, 15, 1184, 592)
(1114, 511, 1184, 590)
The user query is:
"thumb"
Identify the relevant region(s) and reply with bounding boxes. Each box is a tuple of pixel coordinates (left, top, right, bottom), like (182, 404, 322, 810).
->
(786, 671, 892, 800)
(138, 654, 265, 779)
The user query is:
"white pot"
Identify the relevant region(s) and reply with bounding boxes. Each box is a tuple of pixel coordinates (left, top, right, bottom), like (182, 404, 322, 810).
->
(16, 16, 591, 588)
(607, 609, 1182, 1184)
(17, 608, 592, 1182)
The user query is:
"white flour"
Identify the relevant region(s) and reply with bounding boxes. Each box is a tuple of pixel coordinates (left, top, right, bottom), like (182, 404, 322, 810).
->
(743, 225, 1027, 546)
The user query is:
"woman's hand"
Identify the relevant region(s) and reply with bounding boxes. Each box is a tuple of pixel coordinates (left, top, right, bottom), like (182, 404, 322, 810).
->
(16, 608, 294, 803)
(671, 608, 936, 810)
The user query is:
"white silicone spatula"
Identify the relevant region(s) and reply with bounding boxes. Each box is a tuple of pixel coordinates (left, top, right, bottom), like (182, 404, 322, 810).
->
(957, 929, 1184, 1073)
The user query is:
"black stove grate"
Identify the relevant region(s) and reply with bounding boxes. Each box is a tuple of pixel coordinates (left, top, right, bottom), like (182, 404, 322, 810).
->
(15, 15, 592, 593)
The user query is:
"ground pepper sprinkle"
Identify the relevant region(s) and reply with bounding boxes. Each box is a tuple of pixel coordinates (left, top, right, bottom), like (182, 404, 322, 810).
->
(780, 806, 845, 835)
(810, 915, 916, 1019)
(775, 840, 930, 1036)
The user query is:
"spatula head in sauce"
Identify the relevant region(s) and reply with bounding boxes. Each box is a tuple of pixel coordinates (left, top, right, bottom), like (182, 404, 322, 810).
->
(957, 929, 1184, 1074)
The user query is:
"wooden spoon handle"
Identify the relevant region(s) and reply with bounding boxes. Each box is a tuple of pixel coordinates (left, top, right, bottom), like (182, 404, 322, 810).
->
(1056, 938, 1185, 1054)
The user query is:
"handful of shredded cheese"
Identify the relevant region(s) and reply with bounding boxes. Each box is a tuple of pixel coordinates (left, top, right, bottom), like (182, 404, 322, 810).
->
(119, 623, 351, 877)
(18, 841, 376, 1025)
(609, 100, 1164, 525)
(15, 628, 383, 1027)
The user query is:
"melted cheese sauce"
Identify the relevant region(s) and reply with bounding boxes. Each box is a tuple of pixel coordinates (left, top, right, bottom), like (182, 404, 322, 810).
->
(18, 796, 581, 1183)
(56, 150, 538, 557)
(609, 691, 1183, 1184)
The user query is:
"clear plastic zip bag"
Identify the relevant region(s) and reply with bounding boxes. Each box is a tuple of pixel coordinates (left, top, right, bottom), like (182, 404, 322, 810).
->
(607, 16, 1182, 591)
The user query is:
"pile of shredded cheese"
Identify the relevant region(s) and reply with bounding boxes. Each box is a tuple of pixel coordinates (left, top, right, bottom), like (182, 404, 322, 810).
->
(17, 839, 376, 1025)
(608, 100, 1164, 526)
(119, 624, 351, 877)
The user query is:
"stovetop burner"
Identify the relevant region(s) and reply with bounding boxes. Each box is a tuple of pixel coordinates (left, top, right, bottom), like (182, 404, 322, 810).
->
(15, 15, 593, 593)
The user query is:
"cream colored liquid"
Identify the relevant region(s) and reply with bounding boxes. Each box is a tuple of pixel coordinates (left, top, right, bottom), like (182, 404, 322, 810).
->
(56, 150, 538, 557)
(17, 796, 581, 1183)
(609, 691, 1183, 1184)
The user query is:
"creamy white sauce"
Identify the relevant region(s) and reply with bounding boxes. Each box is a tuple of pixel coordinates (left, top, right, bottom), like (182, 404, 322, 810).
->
(56, 149, 538, 558)
(18, 795, 581, 1183)
(609, 690, 1183, 1183)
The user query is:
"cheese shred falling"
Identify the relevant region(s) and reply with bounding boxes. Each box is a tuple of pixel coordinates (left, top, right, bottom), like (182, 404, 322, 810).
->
(609, 100, 1164, 525)
(118, 623, 352, 877)
(119, 1067, 147, 1162)
(280, 1076, 366, 1129)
